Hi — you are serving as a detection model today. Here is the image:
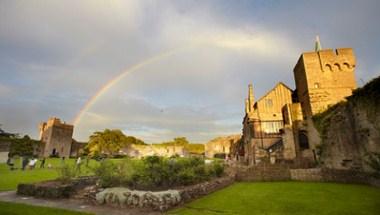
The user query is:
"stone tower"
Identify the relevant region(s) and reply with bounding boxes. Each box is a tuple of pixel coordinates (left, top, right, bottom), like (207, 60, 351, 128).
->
(293, 39, 356, 118)
(39, 117, 74, 158)
(245, 83, 255, 114)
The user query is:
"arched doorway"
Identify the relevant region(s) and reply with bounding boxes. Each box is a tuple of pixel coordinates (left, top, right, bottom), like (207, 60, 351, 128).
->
(298, 131, 309, 150)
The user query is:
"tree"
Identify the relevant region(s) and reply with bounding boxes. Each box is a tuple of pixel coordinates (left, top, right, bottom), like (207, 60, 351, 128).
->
(87, 129, 131, 157)
(173, 137, 189, 146)
(125, 136, 146, 145)
(9, 135, 40, 157)
(0, 124, 17, 138)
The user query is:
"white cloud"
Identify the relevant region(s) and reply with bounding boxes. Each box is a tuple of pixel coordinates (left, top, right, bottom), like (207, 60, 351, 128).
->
(1, 0, 379, 143)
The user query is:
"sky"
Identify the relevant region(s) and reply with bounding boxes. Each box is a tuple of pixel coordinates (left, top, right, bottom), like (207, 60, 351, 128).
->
(1, 0, 379, 143)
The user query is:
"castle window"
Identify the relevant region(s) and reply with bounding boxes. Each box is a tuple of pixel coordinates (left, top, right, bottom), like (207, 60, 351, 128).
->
(325, 64, 332, 71)
(299, 131, 309, 150)
(334, 63, 341, 71)
(343, 63, 350, 69)
(266, 99, 273, 108)
(314, 83, 320, 89)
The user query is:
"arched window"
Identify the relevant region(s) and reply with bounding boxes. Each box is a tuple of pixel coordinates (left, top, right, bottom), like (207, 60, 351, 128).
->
(334, 63, 341, 71)
(343, 62, 350, 69)
(298, 131, 309, 150)
(325, 64, 332, 71)
(314, 82, 320, 89)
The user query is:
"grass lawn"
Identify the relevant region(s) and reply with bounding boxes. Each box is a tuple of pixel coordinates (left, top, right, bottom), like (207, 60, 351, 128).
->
(0, 201, 92, 215)
(168, 182, 380, 215)
(0, 158, 98, 191)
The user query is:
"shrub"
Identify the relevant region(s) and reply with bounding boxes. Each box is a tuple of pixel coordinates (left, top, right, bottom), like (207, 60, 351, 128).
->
(93, 156, 225, 189)
(212, 162, 225, 177)
(366, 152, 380, 177)
(57, 164, 78, 183)
(93, 160, 119, 187)
(177, 168, 196, 185)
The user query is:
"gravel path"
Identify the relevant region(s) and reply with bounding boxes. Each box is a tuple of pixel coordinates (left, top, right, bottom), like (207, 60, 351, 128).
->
(0, 191, 162, 215)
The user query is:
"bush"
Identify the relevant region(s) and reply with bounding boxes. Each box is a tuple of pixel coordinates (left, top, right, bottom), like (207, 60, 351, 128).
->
(57, 164, 78, 183)
(177, 168, 196, 185)
(93, 160, 119, 187)
(366, 152, 380, 177)
(93, 156, 225, 189)
(212, 162, 225, 177)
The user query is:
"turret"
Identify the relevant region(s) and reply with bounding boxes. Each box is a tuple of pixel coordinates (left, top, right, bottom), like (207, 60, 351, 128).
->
(315, 35, 322, 51)
(248, 84, 254, 113)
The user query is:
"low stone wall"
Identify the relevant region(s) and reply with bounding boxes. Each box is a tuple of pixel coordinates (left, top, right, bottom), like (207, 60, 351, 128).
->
(179, 176, 235, 202)
(17, 176, 97, 198)
(95, 176, 234, 211)
(236, 164, 291, 181)
(290, 168, 323, 181)
(290, 168, 380, 187)
(236, 165, 380, 187)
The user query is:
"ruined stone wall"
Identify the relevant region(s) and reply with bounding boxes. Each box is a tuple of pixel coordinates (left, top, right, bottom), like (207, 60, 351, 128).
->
(236, 163, 291, 181)
(70, 140, 87, 157)
(205, 135, 240, 158)
(316, 102, 380, 171)
(120, 144, 186, 158)
(313, 77, 380, 171)
(290, 168, 380, 187)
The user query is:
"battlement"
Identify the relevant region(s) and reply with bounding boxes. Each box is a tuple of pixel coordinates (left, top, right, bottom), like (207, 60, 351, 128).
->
(40, 117, 73, 132)
(294, 47, 357, 117)
(39, 117, 74, 158)
(302, 48, 356, 73)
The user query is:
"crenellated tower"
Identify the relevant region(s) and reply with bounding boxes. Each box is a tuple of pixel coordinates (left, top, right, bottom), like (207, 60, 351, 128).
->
(293, 37, 356, 118)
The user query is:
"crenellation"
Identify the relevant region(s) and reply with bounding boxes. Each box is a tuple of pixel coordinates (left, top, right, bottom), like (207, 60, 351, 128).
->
(39, 117, 74, 158)
(238, 39, 359, 167)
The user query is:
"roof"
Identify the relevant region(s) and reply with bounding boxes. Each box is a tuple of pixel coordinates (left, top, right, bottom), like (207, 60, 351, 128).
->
(255, 82, 293, 105)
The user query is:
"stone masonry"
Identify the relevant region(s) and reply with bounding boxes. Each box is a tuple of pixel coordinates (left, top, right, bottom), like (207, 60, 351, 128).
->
(39, 117, 73, 158)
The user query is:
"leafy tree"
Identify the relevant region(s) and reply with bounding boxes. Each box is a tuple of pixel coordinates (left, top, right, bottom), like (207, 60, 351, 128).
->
(125, 135, 146, 145)
(9, 135, 40, 157)
(173, 137, 189, 146)
(0, 125, 17, 139)
(87, 129, 135, 157)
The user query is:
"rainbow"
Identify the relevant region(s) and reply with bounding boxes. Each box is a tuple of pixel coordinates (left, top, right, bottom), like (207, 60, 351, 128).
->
(72, 46, 190, 126)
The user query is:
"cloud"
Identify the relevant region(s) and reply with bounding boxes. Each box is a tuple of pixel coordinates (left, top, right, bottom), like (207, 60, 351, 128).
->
(0, 84, 11, 97)
(1, 0, 379, 143)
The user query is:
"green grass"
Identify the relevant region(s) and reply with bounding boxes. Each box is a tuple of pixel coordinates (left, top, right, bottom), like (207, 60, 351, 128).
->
(168, 182, 380, 215)
(0, 158, 98, 191)
(0, 201, 91, 215)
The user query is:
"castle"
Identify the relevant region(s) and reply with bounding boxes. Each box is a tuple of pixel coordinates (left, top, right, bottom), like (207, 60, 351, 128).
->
(239, 37, 357, 167)
(39, 117, 74, 158)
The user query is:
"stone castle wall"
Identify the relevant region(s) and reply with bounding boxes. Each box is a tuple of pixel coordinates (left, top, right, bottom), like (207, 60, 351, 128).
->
(120, 144, 186, 158)
(315, 99, 380, 171)
(235, 164, 380, 188)
(290, 168, 380, 187)
(39, 117, 73, 158)
(205, 135, 240, 158)
(294, 48, 356, 117)
(236, 163, 291, 181)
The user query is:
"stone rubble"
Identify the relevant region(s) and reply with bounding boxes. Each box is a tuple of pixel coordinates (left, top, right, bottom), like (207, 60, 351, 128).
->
(95, 187, 181, 211)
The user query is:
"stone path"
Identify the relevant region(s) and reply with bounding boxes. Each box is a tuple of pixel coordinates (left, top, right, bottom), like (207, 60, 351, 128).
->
(0, 191, 162, 215)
